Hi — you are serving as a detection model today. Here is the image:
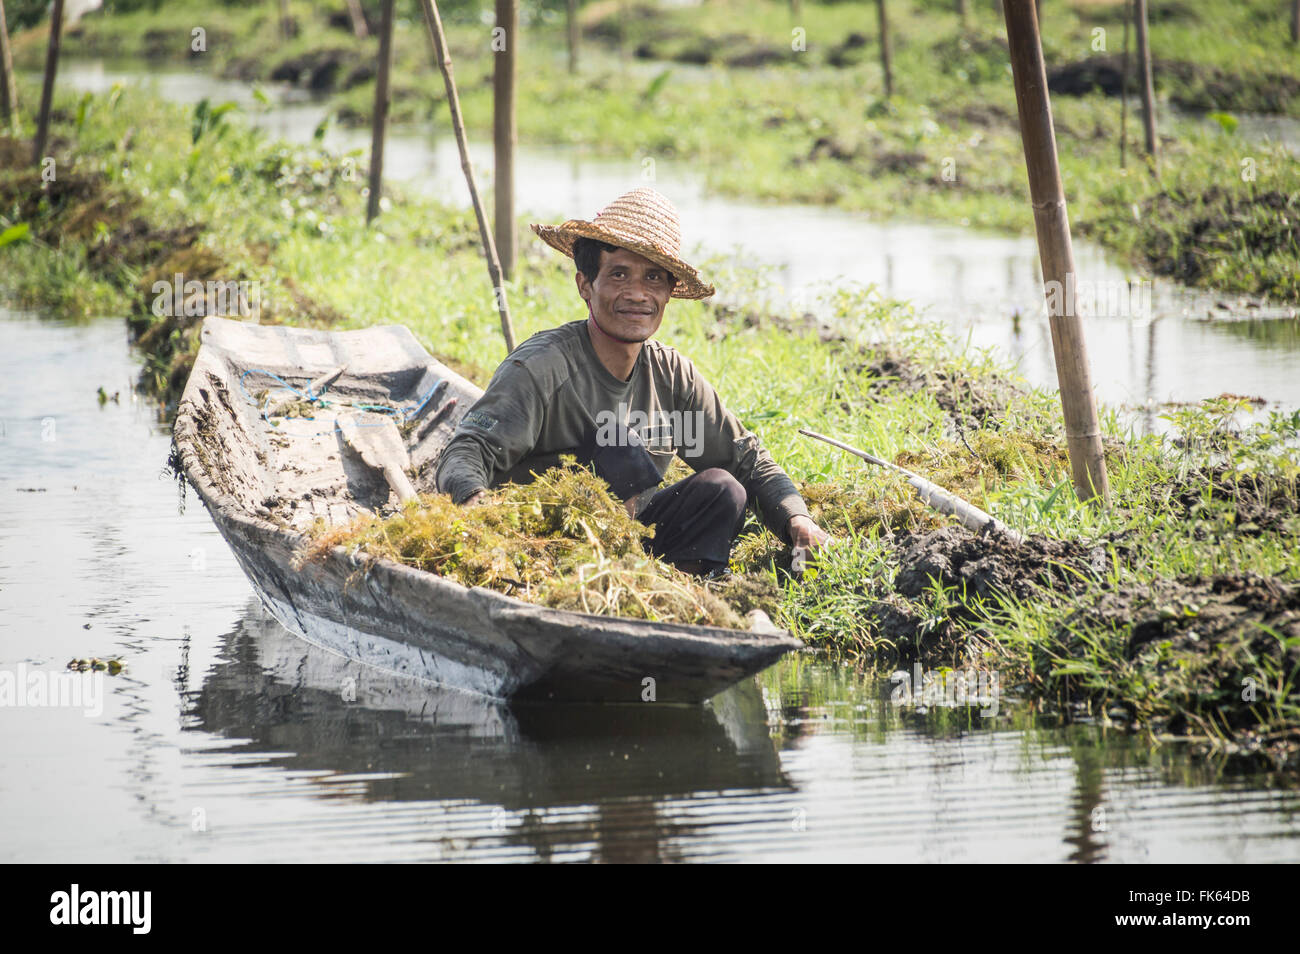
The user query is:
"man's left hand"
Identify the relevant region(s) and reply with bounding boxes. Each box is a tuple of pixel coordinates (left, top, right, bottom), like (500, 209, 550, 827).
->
(787, 514, 831, 555)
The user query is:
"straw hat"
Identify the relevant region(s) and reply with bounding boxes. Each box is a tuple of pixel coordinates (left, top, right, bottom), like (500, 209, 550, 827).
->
(531, 187, 715, 300)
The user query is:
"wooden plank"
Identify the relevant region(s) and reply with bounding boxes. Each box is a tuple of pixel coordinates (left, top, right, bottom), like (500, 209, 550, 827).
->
(337, 412, 417, 504)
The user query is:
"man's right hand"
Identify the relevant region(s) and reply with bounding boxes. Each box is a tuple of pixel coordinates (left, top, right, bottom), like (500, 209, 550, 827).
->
(464, 490, 488, 506)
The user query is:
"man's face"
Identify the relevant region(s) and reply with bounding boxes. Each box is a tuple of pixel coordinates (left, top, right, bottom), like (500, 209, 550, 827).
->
(576, 247, 673, 343)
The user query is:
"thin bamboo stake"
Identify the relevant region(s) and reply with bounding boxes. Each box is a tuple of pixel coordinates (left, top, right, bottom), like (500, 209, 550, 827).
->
(1134, 0, 1157, 160)
(0, 0, 17, 132)
(494, 0, 517, 280)
(32, 0, 63, 166)
(1119, 0, 1130, 168)
(278, 0, 293, 41)
(418, 0, 517, 354)
(1291, 0, 1298, 44)
(567, 0, 578, 74)
(957, 0, 970, 28)
(1002, 0, 1110, 504)
(366, 0, 394, 225)
(345, 0, 369, 39)
(875, 0, 893, 99)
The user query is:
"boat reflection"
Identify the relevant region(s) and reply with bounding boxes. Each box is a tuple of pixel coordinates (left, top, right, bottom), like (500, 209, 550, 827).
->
(187, 601, 792, 861)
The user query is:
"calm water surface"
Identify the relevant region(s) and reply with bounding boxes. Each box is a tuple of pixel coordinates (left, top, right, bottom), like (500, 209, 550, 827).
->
(2, 310, 1298, 862)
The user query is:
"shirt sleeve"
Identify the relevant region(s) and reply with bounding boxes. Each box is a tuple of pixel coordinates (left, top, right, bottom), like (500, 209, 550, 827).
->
(677, 358, 811, 545)
(434, 354, 549, 504)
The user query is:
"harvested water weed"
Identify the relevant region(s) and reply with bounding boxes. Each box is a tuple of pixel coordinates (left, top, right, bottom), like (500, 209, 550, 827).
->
(295, 458, 766, 629)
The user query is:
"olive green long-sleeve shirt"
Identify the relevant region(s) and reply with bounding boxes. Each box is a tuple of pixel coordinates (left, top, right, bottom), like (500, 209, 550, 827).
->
(435, 319, 811, 544)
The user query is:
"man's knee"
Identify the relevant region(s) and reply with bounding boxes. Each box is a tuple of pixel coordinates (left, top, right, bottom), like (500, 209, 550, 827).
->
(695, 467, 747, 519)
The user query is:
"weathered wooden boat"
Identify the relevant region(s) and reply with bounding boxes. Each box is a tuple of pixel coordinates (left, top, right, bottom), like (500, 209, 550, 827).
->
(173, 316, 802, 703)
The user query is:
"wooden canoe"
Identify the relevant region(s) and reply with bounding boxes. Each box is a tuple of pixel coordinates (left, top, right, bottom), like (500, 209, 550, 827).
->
(173, 317, 802, 703)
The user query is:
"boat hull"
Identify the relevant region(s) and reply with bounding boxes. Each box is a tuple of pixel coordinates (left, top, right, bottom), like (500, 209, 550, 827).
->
(174, 317, 802, 704)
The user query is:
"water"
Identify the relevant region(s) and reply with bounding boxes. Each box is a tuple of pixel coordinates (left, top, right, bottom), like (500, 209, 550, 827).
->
(55, 60, 1300, 415)
(2, 308, 1298, 862)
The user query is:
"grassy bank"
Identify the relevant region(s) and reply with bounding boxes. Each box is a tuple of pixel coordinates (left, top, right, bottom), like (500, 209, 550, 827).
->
(11, 0, 1300, 302)
(2, 85, 1297, 771)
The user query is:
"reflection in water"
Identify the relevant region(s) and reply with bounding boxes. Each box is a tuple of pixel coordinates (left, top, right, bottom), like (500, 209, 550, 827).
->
(1065, 743, 1107, 865)
(188, 601, 789, 862)
(172, 601, 1300, 863)
(1210, 316, 1300, 351)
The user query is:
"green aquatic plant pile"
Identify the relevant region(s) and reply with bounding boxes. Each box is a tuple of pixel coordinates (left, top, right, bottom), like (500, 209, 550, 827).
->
(296, 458, 760, 628)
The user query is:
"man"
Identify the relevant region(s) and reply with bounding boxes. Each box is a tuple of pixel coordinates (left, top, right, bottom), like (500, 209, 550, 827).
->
(436, 187, 829, 577)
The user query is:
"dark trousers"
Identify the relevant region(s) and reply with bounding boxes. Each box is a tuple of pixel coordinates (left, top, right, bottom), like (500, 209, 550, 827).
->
(635, 467, 748, 572)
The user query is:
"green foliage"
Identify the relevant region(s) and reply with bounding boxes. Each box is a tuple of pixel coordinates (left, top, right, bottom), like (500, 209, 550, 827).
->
(4, 74, 1299, 768)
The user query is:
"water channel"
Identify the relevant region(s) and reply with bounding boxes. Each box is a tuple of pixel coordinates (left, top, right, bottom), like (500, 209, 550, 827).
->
(2, 61, 1298, 863)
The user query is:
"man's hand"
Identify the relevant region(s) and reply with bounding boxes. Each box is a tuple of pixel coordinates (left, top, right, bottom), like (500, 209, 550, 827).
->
(464, 490, 488, 506)
(788, 514, 830, 551)
(787, 514, 831, 572)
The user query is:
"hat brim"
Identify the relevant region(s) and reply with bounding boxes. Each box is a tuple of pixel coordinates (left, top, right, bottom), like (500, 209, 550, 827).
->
(531, 221, 715, 300)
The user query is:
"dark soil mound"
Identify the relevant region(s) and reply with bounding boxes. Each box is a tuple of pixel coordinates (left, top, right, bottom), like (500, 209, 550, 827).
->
(1048, 55, 1300, 113)
(1108, 575, 1300, 660)
(938, 101, 1016, 130)
(855, 353, 1018, 431)
(893, 526, 1097, 603)
(1137, 187, 1299, 287)
(269, 48, 361, 93)
(1047, 55, 1128, 97)
(1169, 467, 1300, 537)
(826, 32, 870, 69)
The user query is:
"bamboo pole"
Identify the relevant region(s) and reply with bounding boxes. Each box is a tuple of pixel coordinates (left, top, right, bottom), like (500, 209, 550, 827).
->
(1134, 0, 1157, 160)
(567, 0, 578, 74)
(345, 0, 369, 39)
(417, 0, 517, 354)
(366, 0, 394, 225)
(875, 0, 893, 99)
(0, 0, 16, 132)
(32, 0, 63, 165)
(278, 0, 293, 41)
(1119, 0, 1130, 168)
(1001, 0, 1110, 504)
(1291, 0, 1298, 44)
(494, 0, 517, 280)
(957, 0, 970, 28)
